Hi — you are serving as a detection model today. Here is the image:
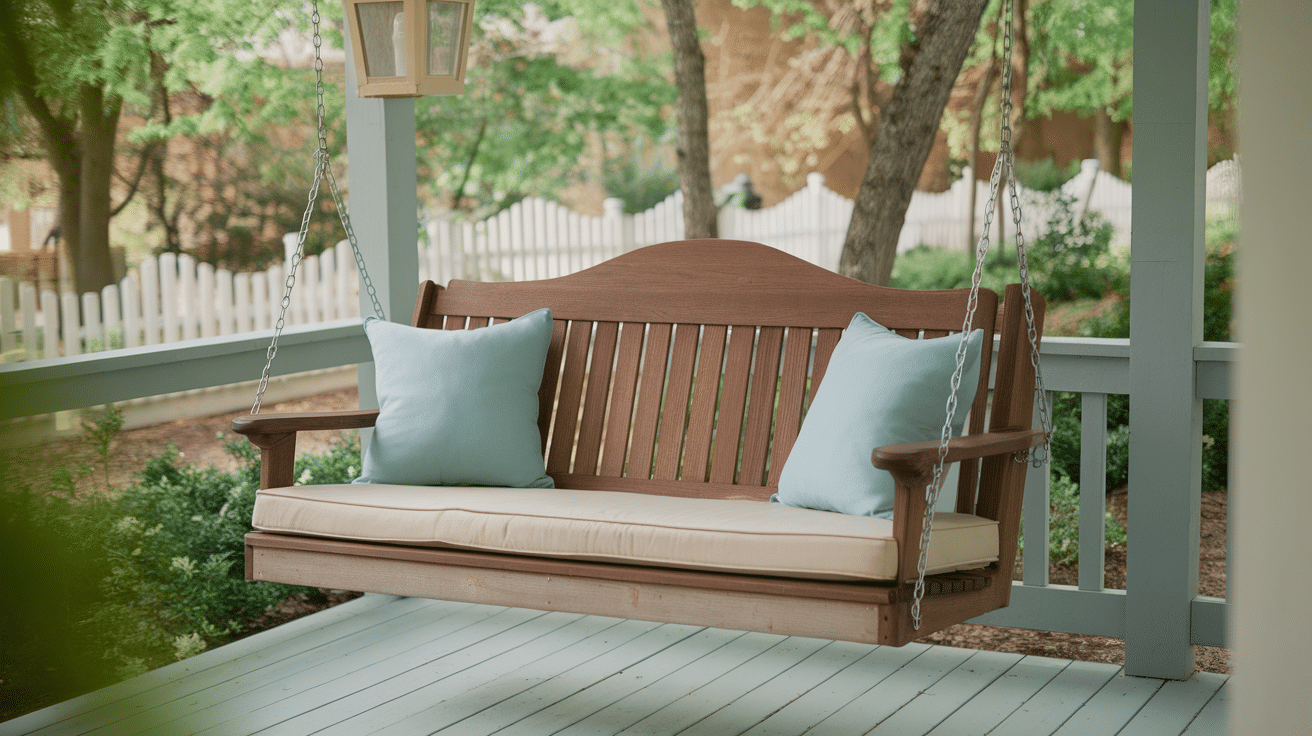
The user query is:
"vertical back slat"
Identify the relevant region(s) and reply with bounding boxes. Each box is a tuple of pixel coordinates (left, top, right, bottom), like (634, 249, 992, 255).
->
(680, 324, 727, 482)
(573, 321, 620, 475)
(808, 328, 843, 409)
(466, 316, 490, 329)
(625, 323, 673, 479)
(536, 318, 569, 451)
(652, 323, 700, 480)
(708, 326, 756, 484)
(767, 327, 814, 486)
(738, 326, 784, 485)
(546, 320, 593, 474)
(599, 321, 645, 476)
(443, 315, 467, 330)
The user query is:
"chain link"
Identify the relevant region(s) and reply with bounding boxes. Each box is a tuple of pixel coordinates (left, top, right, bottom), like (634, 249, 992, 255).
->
(251, 1, 386, 414)
(911, 0, 1051, 631)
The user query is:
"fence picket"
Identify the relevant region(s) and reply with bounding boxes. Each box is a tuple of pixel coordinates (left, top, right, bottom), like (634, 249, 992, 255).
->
(123, 276, 141, 349)
(198, 261, 216, 338)
(179, 253, 197, 341)
(216, 268, 234, 335)
(20, 283, 38, 361)
(40, 290, 58, 359)
(60, 292, 80, 356)
(159, 252, 177, 343)
(81, 291, 102, 352)
(0, 277, 15, 355)
(101, 284, 120, 350)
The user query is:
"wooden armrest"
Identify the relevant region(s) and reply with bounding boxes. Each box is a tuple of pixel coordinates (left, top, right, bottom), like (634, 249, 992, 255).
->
(872, 428, 1044, 486)
(230, 410, 379, 436)
(877, 428, 1044, 584)
(230, 410, 378, 490)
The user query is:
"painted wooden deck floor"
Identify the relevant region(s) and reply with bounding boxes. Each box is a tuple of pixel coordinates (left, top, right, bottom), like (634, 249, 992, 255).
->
(2, 594, 1230, 736)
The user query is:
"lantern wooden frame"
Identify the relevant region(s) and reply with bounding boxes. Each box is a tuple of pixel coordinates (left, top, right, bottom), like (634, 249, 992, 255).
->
(344, 0, 475, 97)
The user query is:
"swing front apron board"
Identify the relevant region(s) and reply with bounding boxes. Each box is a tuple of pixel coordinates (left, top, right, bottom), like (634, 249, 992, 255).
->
(233, 239, 1046, 647)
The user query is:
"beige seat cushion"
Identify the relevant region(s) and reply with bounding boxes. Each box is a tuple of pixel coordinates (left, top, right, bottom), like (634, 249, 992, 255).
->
(252, 485, 998, 583)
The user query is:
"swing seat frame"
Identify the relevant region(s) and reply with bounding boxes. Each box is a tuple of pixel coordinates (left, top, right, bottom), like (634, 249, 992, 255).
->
(233, 239, 1045, 647)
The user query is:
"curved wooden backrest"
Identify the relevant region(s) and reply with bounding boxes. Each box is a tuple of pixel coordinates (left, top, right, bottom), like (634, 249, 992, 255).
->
(413, 240, 1036, 510)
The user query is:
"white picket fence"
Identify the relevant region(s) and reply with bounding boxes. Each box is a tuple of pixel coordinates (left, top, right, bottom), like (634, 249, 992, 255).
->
(0, 160, 1243, 364)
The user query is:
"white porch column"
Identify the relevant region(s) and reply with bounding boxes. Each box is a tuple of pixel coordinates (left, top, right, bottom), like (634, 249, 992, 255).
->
(343, 29, 419, 418)
(1234, 2, 1312, 732)
(1126, 0, 1208, 679)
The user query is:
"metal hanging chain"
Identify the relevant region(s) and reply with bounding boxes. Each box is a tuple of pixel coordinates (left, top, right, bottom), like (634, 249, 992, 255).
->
(251, 0, 387, 415)
(910, 0, 1052, 631)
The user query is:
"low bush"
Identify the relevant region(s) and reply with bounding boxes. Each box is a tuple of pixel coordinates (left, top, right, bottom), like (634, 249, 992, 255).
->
(1, 415, 362, 718)
(1019, 474, 1128, 568)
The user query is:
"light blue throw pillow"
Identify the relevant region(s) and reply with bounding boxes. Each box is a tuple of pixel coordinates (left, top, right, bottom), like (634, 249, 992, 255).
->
(355, 308, 555, 488)
(774, 313, 983, 518)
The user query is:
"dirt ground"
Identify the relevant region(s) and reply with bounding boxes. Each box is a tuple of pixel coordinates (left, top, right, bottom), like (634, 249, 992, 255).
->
(11, 387, 1231, 675)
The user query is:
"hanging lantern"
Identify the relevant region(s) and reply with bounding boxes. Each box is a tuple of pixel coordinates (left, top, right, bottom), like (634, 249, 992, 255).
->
(345, 0, 475, 97)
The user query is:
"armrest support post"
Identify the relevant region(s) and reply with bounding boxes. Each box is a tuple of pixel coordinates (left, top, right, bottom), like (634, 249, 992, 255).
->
(230, 410, 380, 490)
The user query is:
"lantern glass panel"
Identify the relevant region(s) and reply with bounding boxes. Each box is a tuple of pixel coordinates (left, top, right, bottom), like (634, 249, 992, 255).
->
(427, 1, 465, 76)
(356, 1, 407, 77)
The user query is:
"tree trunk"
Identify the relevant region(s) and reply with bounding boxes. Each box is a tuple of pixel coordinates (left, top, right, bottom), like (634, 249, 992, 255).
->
(73, 84, 121, 294)
(839, 0, 989, 286)
(1094, 108, 1127, 178)
(660, 0, 717, 239)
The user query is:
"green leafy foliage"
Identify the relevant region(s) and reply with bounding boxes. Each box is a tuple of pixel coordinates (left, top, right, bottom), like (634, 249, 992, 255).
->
(1024, 193, 1124, 301)
(889, 245, 1018, 295)
(1019, 474, 1127, 567)
(1029, 0, 1237, 122)
(1, 420, 362, 716)
(416, 1, 675, 216)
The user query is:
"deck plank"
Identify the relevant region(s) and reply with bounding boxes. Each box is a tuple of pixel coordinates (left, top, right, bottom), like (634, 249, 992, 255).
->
(1049, 671, 1164, 736)
(553, 631, 792, 735)
(1116, 674, 1227, 736)
(1179, 680, 1230, 736)
(130, 602, 519, 736)
(866, 650, 1025, 735)
(425, 622, 706, 736)
(696, 641, 925, 736)
(986, 660, 1123, 736)
(229, 611, 637, 736)
(489, 627, 744, 736)
(924, 655, 1071, 736)
(2, 594, 402, 736)
(610, 636, 831, 735)
(0, 598, 1232, 736)
(384, 617, 667, 736)
(349, 613, 637, 736)
(278, 608, 581, 735)
(802, 646, 977, 735)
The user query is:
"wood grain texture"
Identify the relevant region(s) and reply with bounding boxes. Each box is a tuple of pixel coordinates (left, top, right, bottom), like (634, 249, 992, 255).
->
(652, 324, 700, 480)
(738, 325, 784, 486)
(571, 320, 619, 475)
(249, 545, 886, 644)
(767, 327, 814, 486)
(546, 320, 592, 474)
(680, 324, 727, 482)
(626, 323, 672, 479)
(709, 326, 755, 484)
(431, 240, 993, 330)
(599, 322, 645, 476)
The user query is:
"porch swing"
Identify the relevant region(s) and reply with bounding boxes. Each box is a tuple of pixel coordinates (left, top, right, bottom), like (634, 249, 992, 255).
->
(232, 0, 1051, 647)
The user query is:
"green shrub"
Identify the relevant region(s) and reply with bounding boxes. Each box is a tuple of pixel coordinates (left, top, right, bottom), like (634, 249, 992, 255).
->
(1025, 193, 1125, 301)
(1019, 474, 1128, 567)
(1013, 156, 1081, 192)
(890, 245, 1018, 296)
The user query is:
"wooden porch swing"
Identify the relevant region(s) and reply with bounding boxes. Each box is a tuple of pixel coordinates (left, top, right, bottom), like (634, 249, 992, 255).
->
(231, 0, 1050, 648)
